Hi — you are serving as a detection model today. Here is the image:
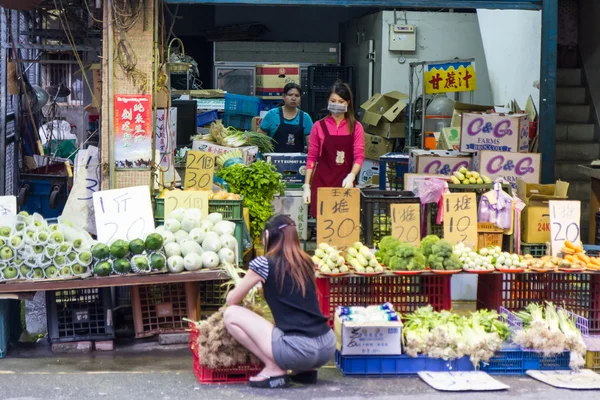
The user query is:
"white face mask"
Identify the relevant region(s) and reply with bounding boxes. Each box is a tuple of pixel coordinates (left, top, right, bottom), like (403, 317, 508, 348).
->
(328, 102, 348, 115)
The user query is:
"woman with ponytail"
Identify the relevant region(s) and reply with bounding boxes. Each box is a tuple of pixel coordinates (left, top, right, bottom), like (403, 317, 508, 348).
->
(224, 214, 335, 388)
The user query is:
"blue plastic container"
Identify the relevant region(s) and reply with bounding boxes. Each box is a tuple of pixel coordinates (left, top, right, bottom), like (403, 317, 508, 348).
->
(260, 99, 281, 112)
(480, 345, 571, 375)
(378, 153, 410, 191)
(196, 110, 219, 127)
(0, 299, 20, 359)
(224, 94, 260, 117)
(335, 351, 474, 376)
(223, 114, 253, 131)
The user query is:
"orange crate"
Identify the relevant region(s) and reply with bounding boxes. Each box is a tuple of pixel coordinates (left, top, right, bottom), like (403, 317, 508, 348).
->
(477, 222, 503, 249)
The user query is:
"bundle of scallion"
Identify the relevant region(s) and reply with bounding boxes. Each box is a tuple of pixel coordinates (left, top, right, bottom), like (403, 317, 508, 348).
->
(221, 131, 274, 153)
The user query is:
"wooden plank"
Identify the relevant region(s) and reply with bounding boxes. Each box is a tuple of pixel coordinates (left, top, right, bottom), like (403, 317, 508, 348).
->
(0, 270, 227, 293)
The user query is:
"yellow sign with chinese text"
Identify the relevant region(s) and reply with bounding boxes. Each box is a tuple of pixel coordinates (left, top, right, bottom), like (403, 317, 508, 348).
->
(425, 62, 477, 94)
(443, 192, 477, 248)
(317, 188, 360, 251)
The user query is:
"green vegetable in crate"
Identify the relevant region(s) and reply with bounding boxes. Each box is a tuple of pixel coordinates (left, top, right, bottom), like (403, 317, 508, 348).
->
(145, 233, 164, 251)
(129, 239, 146, 256)
(132, 255, 150, 272)
(94, 260, 112, 277)
(92, 243, 110, 260)
(113, 258, 131, 274)
(420, 235, 440, 259)
(110, 239, 130, 258)
(149, 253, 167, 270)
(388, 243, 426, 271)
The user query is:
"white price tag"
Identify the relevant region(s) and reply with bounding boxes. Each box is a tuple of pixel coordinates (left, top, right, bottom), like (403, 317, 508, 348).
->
(0, 196, 17, 217)
(93, 186, 155, 244)
(549, 200, 581, 256)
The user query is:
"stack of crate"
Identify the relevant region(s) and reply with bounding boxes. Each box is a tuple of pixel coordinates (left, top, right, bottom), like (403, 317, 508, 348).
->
(222, 93, 260, 131)
(306, 66, 353, 121)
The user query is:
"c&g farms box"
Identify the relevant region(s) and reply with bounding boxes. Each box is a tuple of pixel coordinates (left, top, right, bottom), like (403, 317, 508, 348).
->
(461, 112, 529, 153)
(409, 150, 472, 175)
(334, 314, 403, 356)
(474, 151, 541, 190)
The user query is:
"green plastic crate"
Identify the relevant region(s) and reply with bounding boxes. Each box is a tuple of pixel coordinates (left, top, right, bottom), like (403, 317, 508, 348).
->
(520, 243, 548, 257)
(0, 299, 20, 359)
(155, 196, 243, 221)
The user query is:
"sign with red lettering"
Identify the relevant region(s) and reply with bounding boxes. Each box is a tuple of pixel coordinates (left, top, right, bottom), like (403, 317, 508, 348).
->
(114, 94, 153, 169)
(460, 113, 529, 153)
(475, 151, 541, 190)
(424, 61, 476, 94)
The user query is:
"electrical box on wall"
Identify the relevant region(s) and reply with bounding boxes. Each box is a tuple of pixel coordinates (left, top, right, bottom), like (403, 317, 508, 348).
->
(389, 25, 416, 51)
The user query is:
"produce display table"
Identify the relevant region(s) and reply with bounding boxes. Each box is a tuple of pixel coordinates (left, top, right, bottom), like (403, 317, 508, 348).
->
(0, 270, 228, 294)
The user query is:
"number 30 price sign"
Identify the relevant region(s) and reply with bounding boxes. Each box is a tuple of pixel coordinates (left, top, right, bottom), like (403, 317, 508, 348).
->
(184, 150, 215, 190)
(317, 188, 360, 251)
(93, 186, 155, 244)
(549, 200, 581, 256)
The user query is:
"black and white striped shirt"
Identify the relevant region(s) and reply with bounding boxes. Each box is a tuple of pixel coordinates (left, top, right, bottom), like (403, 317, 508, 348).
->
(249, 256, 269, 280)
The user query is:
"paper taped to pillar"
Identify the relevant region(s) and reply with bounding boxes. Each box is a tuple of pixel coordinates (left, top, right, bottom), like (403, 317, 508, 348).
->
(424, 61, 476, 94)
(474, 151, 541, 190)
(155, 107, 177, 185)
(460, 113, 529, 153)
(272, 191, 308, 241)
(114, 94, 153, 169)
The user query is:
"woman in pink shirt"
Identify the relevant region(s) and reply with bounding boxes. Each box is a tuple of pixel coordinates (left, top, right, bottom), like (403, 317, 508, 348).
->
(303, 82, 365, 218)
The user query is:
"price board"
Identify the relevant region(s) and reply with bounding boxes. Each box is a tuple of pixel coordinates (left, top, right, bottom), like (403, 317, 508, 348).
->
(164, 190, 209, 219)
(391, 203, 421, 245)
(443, 192, 477, 247)
(93, 186, 155, 244)
(317, 188, 360, 251)
(0, 196, 17, 217)
(184, 150, 215, 190)
(549, 200, 581, 256)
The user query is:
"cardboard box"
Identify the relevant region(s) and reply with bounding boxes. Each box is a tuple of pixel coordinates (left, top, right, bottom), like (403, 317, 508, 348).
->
(272, 191, 309, 240)
(361, 91, 408, 139)
(437, 127, 461, 150)
(451, 102, 493, 128)
(358, 160, 380, 186)
(518, 180, 570, 243)
(409, 150, 472, 175)
(263, 153, 306, 185)
(474, 151, 541, 190)
(334, 314, 403, 356)
(192, 140, 258, 165)
(461, 113, 529, 153)
(364, 133, 393, 161)
(252, 116, 263, 132)
(255, 64, 300, 99)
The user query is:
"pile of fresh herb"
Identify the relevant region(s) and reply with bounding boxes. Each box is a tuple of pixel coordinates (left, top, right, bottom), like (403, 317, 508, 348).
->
(216, 161, 286, 238)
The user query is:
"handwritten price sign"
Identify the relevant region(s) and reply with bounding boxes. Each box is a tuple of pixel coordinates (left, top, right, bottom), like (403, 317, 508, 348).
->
(391, 203, 421, 245)
(184, 151, 215, 190)
(164, 190, 209, 218)
(93, 186, 155, 244)
(0, 196, 17, 217)
(317, 188, 360, 251)
(443, 192, 477, 247)
(549, 200, 581, 256)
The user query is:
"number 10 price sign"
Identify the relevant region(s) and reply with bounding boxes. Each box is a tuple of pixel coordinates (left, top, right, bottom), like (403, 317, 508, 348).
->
(443, 192, 477, 247)
(549, 200, 581, 256)
(317, 188, 360, 251)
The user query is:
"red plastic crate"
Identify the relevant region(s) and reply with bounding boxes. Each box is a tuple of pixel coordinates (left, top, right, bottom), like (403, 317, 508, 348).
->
(316, 275, 451, 328)
(477, 273, 600, 335)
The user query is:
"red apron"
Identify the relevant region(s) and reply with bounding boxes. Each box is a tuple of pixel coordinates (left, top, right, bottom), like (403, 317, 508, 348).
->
(310, 119, 354, 218)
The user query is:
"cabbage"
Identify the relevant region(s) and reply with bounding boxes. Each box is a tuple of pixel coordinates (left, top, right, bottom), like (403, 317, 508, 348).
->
(199, 220, 214, 232)
(213, 221, 235, 236)
(167, 255, 185, 273)
(154, 225, 166, 234)
(218, 248, 236, 264)
(166, 208, 186, 222)
(205, 213, 223, 225)
(164, 242, 182, 258)
(165, 219, 182, 233)
(183, 253, 203, 271)
(181, 241, 203, 257)
(201, 251, 220, 268)
(160, 230, 175, 245)
(174, 230, 189, 242)
(183, 208, 202, 221)
(189, 227, 210, 244)
(220, 234, 237, 251)
(202, 235, 222, 253)
(181, 217, 201, 233)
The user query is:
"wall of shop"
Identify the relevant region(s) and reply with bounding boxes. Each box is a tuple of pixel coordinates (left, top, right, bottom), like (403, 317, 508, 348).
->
(342, 11, 493, 107)
(580, 0, 600, 134)
(477, 9, 541, 109)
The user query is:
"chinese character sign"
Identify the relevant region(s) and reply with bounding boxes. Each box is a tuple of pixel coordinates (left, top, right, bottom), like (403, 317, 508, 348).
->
(443, 192, 477, 248)
(114, 95, 153, 169)
(317, 188, 360, 250)
(549, 200, 581, 257)
(425, 61, 476, 94)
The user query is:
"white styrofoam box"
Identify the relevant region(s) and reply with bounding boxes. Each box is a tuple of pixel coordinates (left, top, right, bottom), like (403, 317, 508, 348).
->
(358, 160, 380, 186)
(334, 314, 403, 356)
(272, 190, 308, 240)
(474, 151, 541, 190)
(451, 274, 477, 301)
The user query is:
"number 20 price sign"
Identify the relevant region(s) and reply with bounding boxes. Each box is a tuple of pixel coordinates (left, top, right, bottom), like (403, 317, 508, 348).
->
(317, 188, 360, 251)
(93, 186, 155, 244)
(391, 203, 421, 245)
(549, 200, 581, 256)
(443, 192, 477, 247)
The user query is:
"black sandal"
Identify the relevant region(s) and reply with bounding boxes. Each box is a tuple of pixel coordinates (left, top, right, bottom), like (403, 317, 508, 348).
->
(248, 374, 290, 388)
(290, 370, 318, 384)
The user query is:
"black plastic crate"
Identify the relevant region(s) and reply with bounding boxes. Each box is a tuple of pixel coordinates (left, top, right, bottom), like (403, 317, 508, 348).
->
(46, 288, 114, 343)
(199, 279, 229, 310)
(360, 188, 420, 247)
(378, 153, 410, 191)
(308, 66, 353, 90)
(308, 89, 330, 116)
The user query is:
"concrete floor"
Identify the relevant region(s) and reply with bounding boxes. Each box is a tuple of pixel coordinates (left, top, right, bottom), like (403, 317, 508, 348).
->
(1, 342, 599, 400)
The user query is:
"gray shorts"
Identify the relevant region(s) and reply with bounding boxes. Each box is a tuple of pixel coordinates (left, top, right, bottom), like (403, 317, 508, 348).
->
(272, 328, 336, 371)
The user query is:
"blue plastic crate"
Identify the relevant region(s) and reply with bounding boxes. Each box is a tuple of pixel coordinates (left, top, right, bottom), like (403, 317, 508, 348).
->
(224, 93, 260, 117)
(480, 345, 571, 375)
(378, 153, 410, 191)
(223, 114, 253, 131)
(522, 351, 570, 371)
(335, 351, 474, 376)
(196, 110, 219, 127)
(259, 99, 281, 112)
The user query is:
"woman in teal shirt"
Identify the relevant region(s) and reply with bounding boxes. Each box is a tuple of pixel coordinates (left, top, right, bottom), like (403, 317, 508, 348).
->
(259, 83, 313, 153)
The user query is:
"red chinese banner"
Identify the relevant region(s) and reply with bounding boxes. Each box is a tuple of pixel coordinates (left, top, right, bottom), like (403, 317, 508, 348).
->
(114, 94, 153, 169)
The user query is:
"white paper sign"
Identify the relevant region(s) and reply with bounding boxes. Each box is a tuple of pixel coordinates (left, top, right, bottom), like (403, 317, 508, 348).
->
(0, 196, 17, 217)
(273, 191, 308, 240)
(93, 186, 155, 244)
(418, 371, 509, 392)
(527, 370, 600, 390)
(549, 200, 581, 256)
(61, 147, 100, 233)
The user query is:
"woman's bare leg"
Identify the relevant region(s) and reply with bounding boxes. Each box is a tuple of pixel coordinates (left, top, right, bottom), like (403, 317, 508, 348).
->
(224, 305, 286, 381)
